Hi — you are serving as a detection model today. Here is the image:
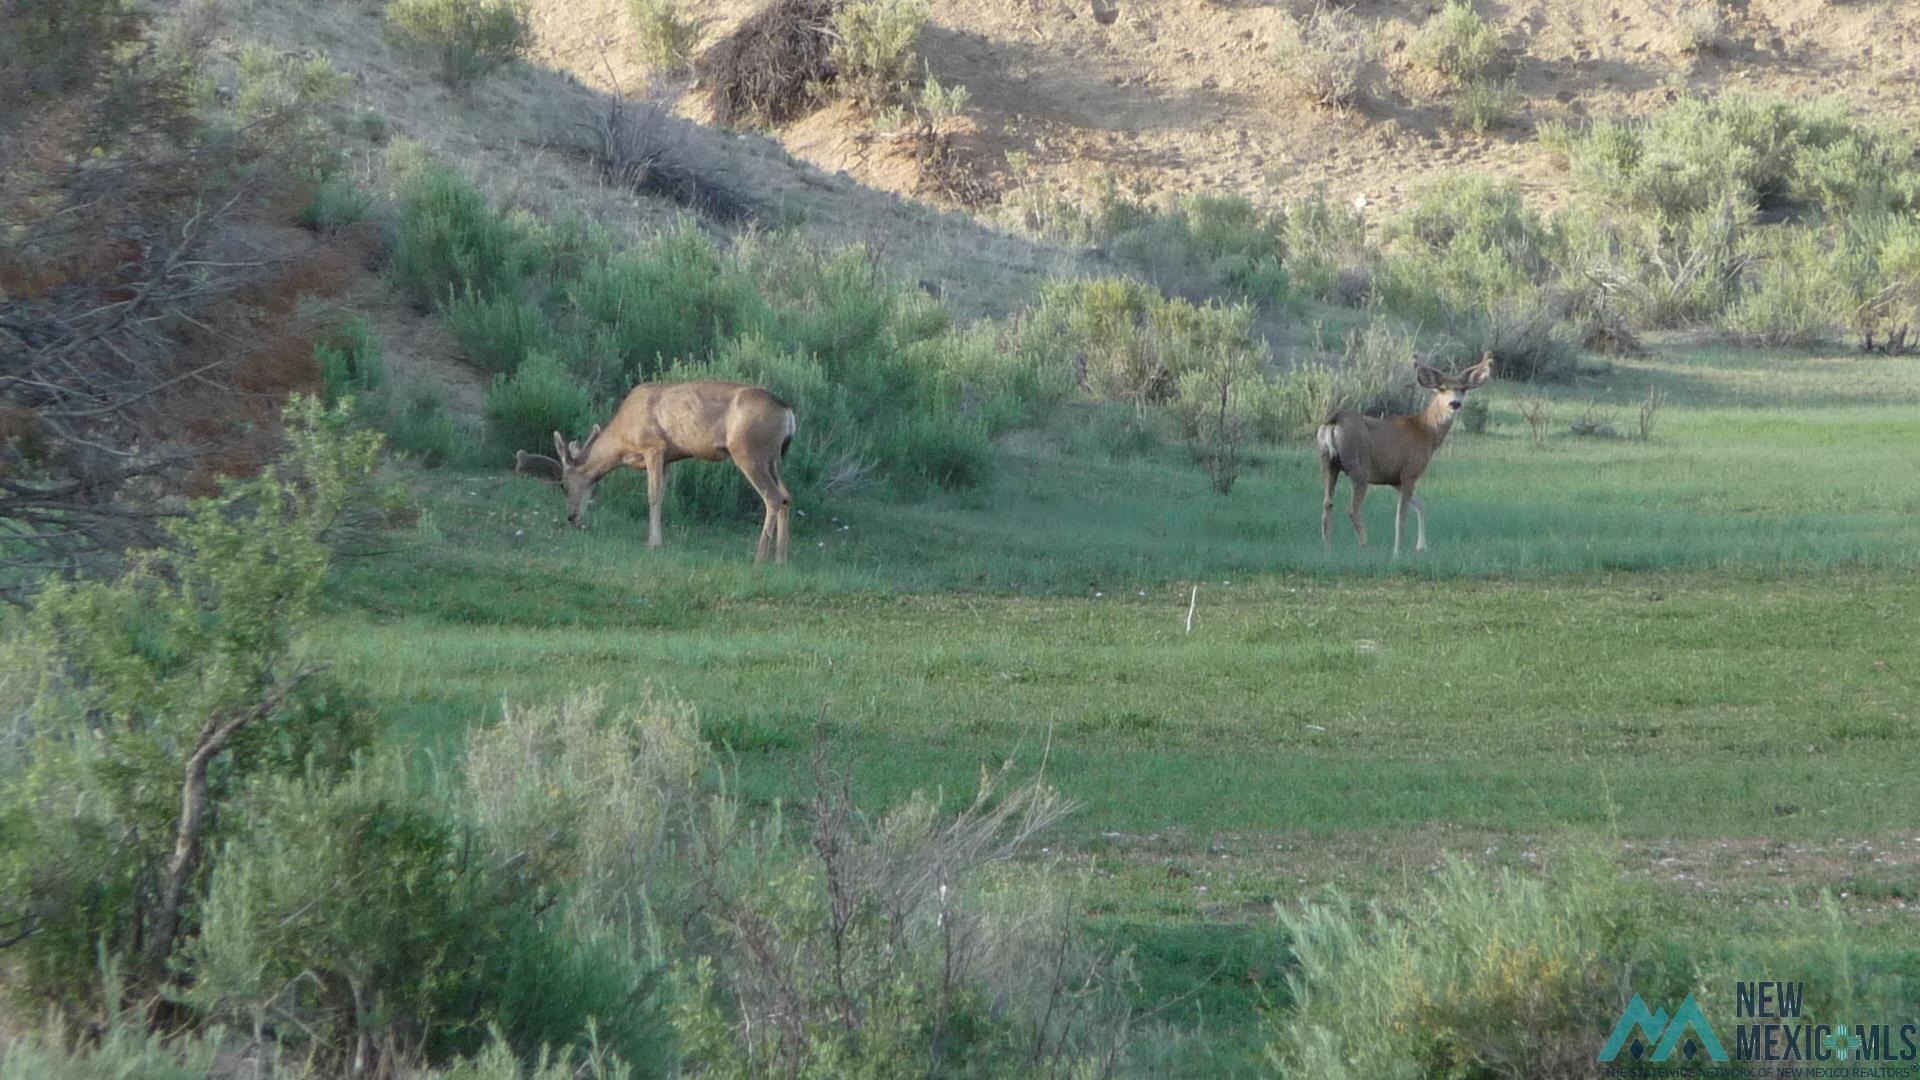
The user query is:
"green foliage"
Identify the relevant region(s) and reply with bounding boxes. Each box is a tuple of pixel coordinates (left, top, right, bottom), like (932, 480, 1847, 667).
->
(0, 1014, 221, 1080)
(1724, 225, 1851, 346)
(1266, 857, 1686, 1080)
(298, 175, 375, 232)
(568, 222, 763, 387)
(1451, 76, 1517, 133)
(1019, 277, 1262, 406)
(1544, 94, 1920, 219)
(832, 0, 931, 111)
(1409, 0, 1502, 85)
(384, 385, 464, 466)
(445, 288, 554, 374)
(0, 399, 383, 1003)
(385, 0, 530, 88)
(186, 749, 664, 1070)
(231, 44, 353, 177)
(485, 352, 595, 455)
(391, 160, 534, 307)
(1273, 1, 1376, 108)
(1104, 193, 1295, 309)
(630, 0, 703, 74)
(317, 315, 388, 406)
(1283, 188, 1375, 304)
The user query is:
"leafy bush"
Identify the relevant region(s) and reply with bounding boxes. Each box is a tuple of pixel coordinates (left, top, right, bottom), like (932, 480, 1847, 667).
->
(391, 160, 533, 306)
(383, 386, 463, 466)
(316, 315, 388, 406)
(231, 44, 353, 177)
(1725, 225, 1850, 346)
(630, 0, 702, 74)
(0, 400, 383, 1004)
(385, 0, 530, 88)
(1544, 94, 1920, 219)
(0, 0, 141, 100)
(1284, 189, 1375, 304)
(568, 222, 763, 386)
(485, 352, 596, 455)
(1273, 1, 1376, 108)
(1409, 0, 1502, 85)
(831, 0, 931, 111)
(1018, 276, 1262, 407)
(1105, 193, 1294, 308)
(1377, 175, 1560, 320)
(445, 288, 553, 374)
(298, 175, 375, 232)
(1266, 857, 1688, 1080)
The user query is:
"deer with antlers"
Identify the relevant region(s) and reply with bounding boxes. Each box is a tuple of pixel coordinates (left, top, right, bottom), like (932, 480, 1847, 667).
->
(1316, 354, 1492, 555)
(516, 380, 796, 565)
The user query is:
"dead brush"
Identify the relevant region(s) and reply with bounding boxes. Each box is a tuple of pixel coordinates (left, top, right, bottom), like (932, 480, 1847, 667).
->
(699, 0, 839, 128)
(1518, 396, 1552, 446)
(576, 87, 757, 221)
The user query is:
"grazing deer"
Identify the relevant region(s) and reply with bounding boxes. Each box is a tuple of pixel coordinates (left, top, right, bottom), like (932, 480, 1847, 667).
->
(515, 380, 796, 565)
(1316, 354, 1492, 555)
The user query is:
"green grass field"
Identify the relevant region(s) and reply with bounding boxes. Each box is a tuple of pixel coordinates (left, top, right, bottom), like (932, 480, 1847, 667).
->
(319, 345, 1920, 1071)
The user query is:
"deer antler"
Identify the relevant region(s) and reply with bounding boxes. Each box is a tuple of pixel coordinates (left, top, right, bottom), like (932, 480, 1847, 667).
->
(514, 450, 565, 480)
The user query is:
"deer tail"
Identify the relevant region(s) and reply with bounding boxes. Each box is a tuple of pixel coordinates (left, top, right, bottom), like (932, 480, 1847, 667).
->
(1314, 422, 1341, 469)
(780, 406, 795, 459)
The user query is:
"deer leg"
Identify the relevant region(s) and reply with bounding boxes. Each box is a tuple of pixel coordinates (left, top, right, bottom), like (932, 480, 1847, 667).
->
(1393, 486, 1410, 557)
(1321, 464, 1340, 548)
(735, 453, 783, 566)
(644, 453, 668, 550)
(772, 459, 791, 566)
(1347, 481, 1369, 548)
(1409, 492, 1428, 553)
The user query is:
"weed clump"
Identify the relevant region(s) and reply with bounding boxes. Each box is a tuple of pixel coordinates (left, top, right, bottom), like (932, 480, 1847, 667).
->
(1273, 1, 1376, 108)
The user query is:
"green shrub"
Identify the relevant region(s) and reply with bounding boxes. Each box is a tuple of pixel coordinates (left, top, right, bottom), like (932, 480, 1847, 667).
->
(316, 315, 387, 406)
(444, 288, 552, 374)
(1273, 1, 1376, 107)
(1284, 188, 1374, 304)
(1725, 226, 1850, 346)
(1265, 857, 1688, 1080)
(1674, 0, 1725, 56)
(1019, 276, 1262, 406)
(385, 0, 530, 88)
(391, 161, 533, 306)
(569, 222, 762, 383)
(1544, 94, 1918, 219)
(298, 175, 375, 232)
(231, 45, 353, 177)
(486, 352, 596, 454)
(1378, 175, 1560, 321)
(0, 400, 382, 1004)
(630, 0, 702, 74)
(383, 386, 463, 466)
(831, 0, 931, 111)
(0, 0, 139, 100)
(1104, 193, 1295, 308)
(0, 1015, 221, 1080)
(1451, 76, 1517, 133)
(1409, 0, 1501, 85)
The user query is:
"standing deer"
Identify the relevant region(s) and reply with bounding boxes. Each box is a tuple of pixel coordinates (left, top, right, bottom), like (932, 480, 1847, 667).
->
(515, 380, 796, 565)
(1316, 354, 1492, 555)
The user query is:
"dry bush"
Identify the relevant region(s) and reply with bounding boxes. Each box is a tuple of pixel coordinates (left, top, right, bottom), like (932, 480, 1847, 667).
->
(699, 0, 839, 128)
(1273, 1, 1377, 108)
(576, 88, 758, 221)
(1674, 0, 1726, 56)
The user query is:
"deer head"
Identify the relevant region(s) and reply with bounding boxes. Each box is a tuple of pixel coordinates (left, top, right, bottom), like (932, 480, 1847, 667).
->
(1414, 353, 1493, 420)
(513, 424, 603, 528)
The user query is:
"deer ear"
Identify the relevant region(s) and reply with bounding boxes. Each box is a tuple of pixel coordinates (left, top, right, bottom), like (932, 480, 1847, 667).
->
(553, 431, 569, 462)
(1414, 364, 1445, 390)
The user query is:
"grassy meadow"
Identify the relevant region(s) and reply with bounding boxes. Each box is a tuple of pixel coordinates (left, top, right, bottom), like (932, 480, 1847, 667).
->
(316, 343, 1920, 1070)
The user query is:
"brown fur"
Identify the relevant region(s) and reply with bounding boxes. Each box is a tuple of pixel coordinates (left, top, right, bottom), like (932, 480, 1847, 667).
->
(1317, 355, 1492, 555)
(534, 380, 797, 565)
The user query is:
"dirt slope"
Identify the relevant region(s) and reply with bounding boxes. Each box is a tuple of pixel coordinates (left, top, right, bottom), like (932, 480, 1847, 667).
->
(538, 0, 1920, 217)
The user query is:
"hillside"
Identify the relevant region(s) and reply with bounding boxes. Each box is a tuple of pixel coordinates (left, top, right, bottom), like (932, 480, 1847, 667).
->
(538, 0, 1920, 217)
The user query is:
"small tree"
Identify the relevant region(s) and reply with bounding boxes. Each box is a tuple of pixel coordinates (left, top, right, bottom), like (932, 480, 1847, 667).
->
(0, 398, 383, 1002)
(385, 0, 530, 88)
